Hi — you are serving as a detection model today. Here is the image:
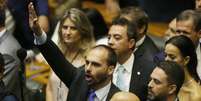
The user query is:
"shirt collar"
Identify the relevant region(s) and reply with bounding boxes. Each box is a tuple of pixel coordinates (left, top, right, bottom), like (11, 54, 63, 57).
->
(135, 35, 146, 49)
(0, 29, 6, 38)
(95, 82, 111, 101)
(196, 41, 201, 59)
(115, 53, 134, 73)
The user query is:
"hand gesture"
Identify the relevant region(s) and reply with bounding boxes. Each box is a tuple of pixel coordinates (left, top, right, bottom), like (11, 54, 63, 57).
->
(28, 2, 42, 36)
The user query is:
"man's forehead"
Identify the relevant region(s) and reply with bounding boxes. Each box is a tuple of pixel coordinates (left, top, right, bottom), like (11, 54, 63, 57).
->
(86, 48, 108, 60)
(151, 67, 168, 80)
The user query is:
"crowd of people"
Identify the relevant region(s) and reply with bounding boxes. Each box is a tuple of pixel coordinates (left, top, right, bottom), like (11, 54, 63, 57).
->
(0, 0, 201, 101)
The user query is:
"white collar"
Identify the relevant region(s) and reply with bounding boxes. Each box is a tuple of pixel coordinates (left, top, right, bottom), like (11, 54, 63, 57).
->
(134, 35, 146, 52)
(196, 41, 201, 60)
(95, 82, 111, 101)
(115, 53, 134, 73)
(0, 29, 6, 37)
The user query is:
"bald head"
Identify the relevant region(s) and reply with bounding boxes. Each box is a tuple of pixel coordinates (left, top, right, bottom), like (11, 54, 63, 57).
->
(110, 92, 140, 101)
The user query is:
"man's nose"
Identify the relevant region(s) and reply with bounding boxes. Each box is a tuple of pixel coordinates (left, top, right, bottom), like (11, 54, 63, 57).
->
(148, 80, 153, 88)
(85, 63, 92, 71)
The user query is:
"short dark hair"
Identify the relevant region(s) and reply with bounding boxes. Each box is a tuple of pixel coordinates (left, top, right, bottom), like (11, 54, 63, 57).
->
(120, 6, 149, 34)
(0, 53, 5, 73)
(165, 35, 200, 82)
(157, 61, 185, 94)
(112, 17, 138, 41)
(82, 8, 108, 40)
(92, 45, 117, 66)
(176, 10, 201, 32)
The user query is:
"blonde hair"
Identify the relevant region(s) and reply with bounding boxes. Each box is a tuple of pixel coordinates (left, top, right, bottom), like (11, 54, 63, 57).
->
(58, 8, 95, 54)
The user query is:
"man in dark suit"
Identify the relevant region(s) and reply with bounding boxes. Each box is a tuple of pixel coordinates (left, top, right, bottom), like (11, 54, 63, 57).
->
(147, 61, 184, 101)
(108, 17, 155, 101)
(36, 41, 120, 101)
(29, 4, 120, 99)
(119, 7, 159, 58)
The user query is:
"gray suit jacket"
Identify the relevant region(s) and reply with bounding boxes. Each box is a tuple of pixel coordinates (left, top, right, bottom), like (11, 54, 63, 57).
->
(0, 30, 22, 100)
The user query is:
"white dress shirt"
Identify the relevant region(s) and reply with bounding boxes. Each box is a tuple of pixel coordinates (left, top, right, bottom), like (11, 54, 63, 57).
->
(113, 53, 134, 91)
(196, 39, 201, 79)
(92, 82, 111, 101)
(0, 29, 6, 37)
(134, 35, 146, 52)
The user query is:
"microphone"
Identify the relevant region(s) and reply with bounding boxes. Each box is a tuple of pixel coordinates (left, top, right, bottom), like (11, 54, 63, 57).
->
(16, 48, 27, 101)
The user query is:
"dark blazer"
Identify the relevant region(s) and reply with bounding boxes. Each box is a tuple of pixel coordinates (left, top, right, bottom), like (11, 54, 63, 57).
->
(135, 36, 159, 63)
(37, 39, 120, 101)
(6, 0, 49, 49)
(129, 36, 159, 101)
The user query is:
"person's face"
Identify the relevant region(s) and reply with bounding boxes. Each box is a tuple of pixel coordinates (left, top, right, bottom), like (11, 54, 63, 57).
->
(164, 43, 187, 67)
(165, 19, 177, 40)
(85, 48, 114, 89)
(108, 25, 135, 56)
(176, 20, 200, 45)
(196, 0, 201, 10)
(61, 18, 81, 44)
(147, 67, 172, 101)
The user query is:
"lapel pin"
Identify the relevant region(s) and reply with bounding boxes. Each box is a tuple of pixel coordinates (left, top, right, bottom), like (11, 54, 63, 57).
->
(137, 71, 141, 75)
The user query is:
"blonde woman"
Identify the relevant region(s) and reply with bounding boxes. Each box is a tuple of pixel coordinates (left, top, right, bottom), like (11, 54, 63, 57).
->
(46, 8, 95, 101)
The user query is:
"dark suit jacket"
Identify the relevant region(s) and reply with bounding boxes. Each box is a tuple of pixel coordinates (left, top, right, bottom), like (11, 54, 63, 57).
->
(37, 39, 120, 101)
(6, 0, 49, 49)
(135, 36, 159, 63)
(129, 36, 159, 101)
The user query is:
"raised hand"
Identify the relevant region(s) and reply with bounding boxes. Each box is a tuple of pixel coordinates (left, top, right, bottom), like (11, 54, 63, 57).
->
(28, 2, 42, 36)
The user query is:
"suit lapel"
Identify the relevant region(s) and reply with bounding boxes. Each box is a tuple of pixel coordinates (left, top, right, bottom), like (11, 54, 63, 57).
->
(106, 83, 120, 101)
(129, 57, 143, 91)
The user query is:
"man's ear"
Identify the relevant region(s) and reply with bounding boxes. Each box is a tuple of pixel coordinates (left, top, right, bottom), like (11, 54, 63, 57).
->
(138, 25, 146, 34)
(108, 65, 115, 75)
(129, 39, 135, 49)
(168, 84, 177, 95)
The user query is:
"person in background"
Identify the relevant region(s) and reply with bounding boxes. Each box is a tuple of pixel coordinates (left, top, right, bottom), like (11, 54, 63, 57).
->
(48, 0, 82, 36)
(164, 19, 177, 41)
(108, 17, 155, 101)
(105, 0, 194, 22)
(6, 0, 49, 49)
(0, 53, 18, 101)
(82, 8, 108, 41)
(164, 35, 201, 101)
(196, 0, 201, 10)
(147, 61, 184, 101)
(0, 1, 23, 100)
(110, 91, 140, 101)
(176, 10, 201, 80)
(46, 8, 95, 101)
(119, 6, 159, 59)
